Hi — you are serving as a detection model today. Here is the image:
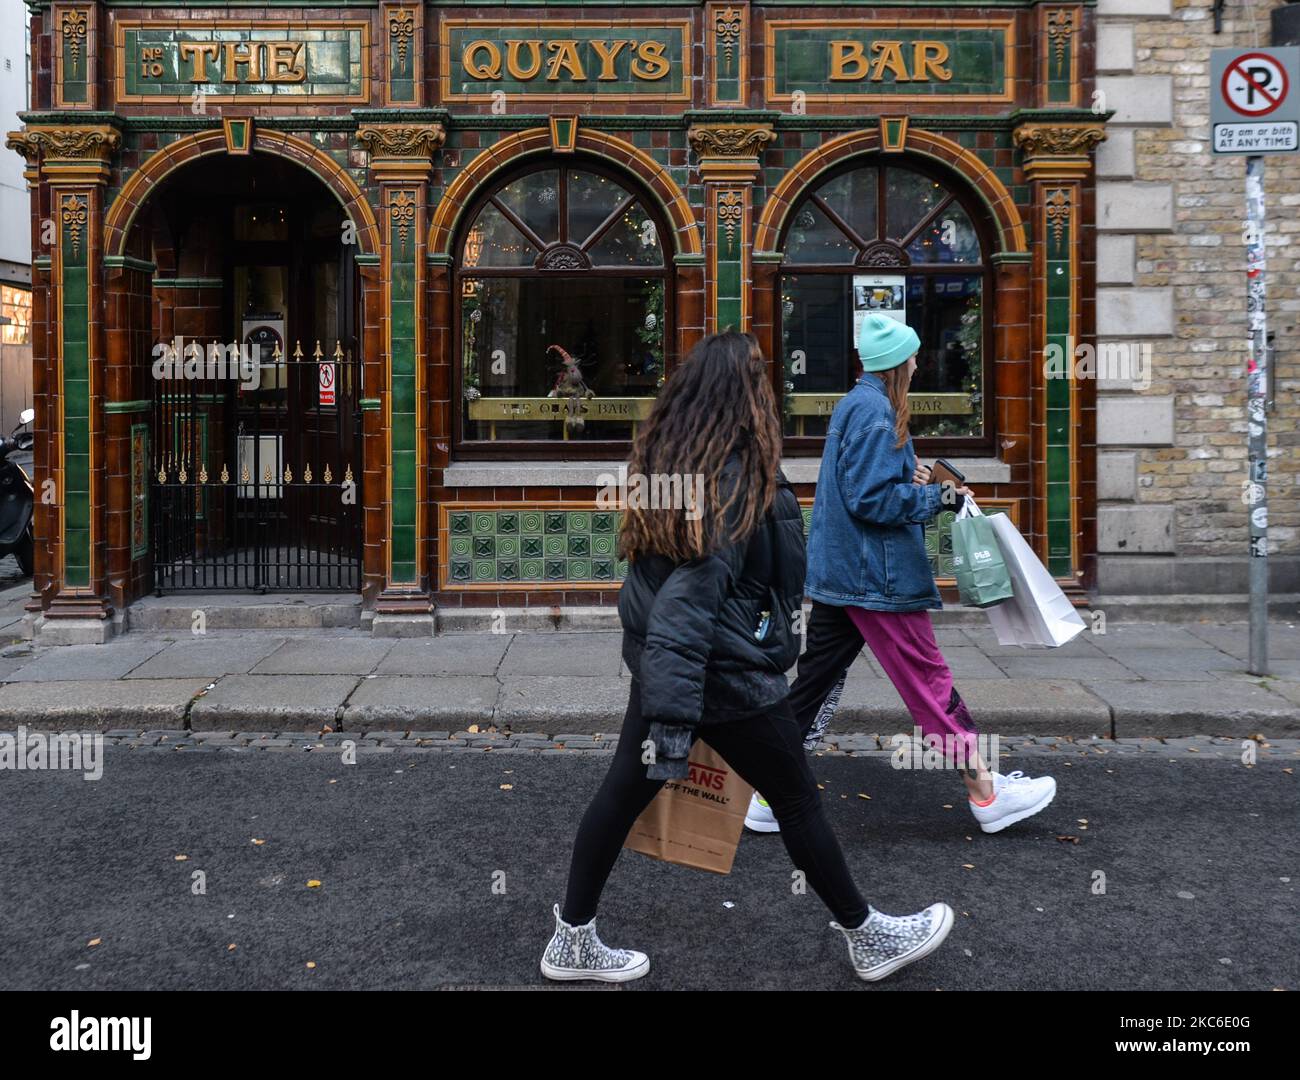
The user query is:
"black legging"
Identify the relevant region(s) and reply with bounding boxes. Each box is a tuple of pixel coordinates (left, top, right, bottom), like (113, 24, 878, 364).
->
(561, 681, 870, 928)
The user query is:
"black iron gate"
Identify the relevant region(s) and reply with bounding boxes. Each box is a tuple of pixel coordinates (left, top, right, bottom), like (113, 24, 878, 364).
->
(151, 336, 363, 592)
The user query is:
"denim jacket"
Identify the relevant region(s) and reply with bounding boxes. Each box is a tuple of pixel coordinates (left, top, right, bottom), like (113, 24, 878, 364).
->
(805, 373, 945, 612)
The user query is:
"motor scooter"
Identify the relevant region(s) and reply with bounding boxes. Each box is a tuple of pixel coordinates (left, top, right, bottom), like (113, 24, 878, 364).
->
(0, 408, 36, 576)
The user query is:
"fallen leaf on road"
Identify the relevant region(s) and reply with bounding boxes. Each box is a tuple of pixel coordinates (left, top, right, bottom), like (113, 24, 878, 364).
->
(858, 793, 871, 801)
(1077, 819, 1088, 825)
(500, 784, 513, 791)
(817, 783, 825, 790)
(468, 724, 480, 734)
(306, 880, 322, 888)
(942, 804, 953, 810)
(251, 839, 266, 846)
(328, 779, 338, 784)
(1284, 768, 1294, 775)
(174, 854, 189, 861)
(961, 864, 975, 870)
(1056, 835, 1081, 844)
(227, 944, 237, 951)
(87, 938, 101, 947)
(305, 961, 316, 970)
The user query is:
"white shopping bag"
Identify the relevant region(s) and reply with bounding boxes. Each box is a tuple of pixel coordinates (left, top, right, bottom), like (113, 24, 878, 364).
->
(980, 508, 1087, 648)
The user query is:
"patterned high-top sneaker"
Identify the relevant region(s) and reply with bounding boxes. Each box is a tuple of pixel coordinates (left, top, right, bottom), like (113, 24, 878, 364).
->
(830, 903, 954, 982)
(540, 904, 650, 983)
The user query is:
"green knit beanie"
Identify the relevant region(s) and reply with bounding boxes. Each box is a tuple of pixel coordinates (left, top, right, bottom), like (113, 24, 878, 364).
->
(856, 312, 921, 372)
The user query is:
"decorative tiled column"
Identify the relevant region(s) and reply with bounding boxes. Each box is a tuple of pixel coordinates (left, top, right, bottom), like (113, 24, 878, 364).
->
(356, 118, 446, 635)
(1013, 118, 1105, 580)
(687, 117, 775, 333)
(9, 123, 121, 642)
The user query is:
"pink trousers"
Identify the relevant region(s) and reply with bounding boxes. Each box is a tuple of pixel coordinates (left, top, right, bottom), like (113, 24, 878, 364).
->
(845, 607, 980, 763)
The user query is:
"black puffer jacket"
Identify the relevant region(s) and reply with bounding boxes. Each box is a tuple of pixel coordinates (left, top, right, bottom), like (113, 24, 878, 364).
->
(619, 459, 807, 731)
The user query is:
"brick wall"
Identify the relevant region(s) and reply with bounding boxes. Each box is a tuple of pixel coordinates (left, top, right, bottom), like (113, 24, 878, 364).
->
(1095, 0, 1299, 572)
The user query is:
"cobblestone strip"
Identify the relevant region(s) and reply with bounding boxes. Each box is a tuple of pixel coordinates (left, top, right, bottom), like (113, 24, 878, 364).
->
(2, 730, 1297, 760)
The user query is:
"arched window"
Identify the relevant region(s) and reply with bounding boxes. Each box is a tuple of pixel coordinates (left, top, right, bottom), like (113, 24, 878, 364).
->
(778, 161, 991, 449)
(456, 163, 671, 451)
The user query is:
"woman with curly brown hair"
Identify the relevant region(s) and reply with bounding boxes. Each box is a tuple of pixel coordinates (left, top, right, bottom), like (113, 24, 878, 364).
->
(540, 330, 954, 985)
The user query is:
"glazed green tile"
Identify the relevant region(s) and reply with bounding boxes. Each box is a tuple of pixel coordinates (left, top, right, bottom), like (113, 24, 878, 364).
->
(521, 511, 543, 532)
(521, 535, 543, 558)
(497, 560, 520, 582)
(497, 512, 518, 534)
(590, 533, 615, 557)
(1047, 482, 1071, 522)
(567, 511, 590, 532)
(593, 558, 615, 581)
(568, 534, 590, 558)
(391, 380, 415, 413)
(568, 559, 591, 580)
(545, 512, 566, 533)
(592, 512, 615, 533)
(450, 511, 471, 535)
(472, 511, 495, 534)
(545, 559, 566, 581)
(450, 536, 472, 558)
(473, 535, 494, 558)
(392, 450, 416, 492)
(521, 558, 544, 580)
(450, 559, 472, 582)
(543, 534, 566, 557)
(496, 536, 519, 558)
(472, 558, 495, 582)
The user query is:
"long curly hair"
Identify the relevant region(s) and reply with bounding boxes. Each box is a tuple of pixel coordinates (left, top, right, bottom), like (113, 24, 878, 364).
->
(619, 331, 781, 562)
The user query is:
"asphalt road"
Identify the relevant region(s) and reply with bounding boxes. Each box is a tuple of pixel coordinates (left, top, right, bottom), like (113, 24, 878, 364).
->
(1, 750, 1294, 991)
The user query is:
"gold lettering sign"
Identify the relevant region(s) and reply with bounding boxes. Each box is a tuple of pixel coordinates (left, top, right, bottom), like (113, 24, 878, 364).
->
(116, 21, 369, 103)
(828, 40, 952, 83)
(442, 20, 690, 101)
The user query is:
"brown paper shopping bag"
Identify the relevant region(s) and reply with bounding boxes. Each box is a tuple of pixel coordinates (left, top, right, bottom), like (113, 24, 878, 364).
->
(623, 739, 754, 875)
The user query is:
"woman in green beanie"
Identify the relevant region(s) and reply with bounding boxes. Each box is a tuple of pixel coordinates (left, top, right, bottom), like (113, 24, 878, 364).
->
(744, 313, 1058, 838)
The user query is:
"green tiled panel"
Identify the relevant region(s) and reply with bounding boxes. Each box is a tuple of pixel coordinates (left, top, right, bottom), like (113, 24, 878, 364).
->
(1046, 482, 1070, 523)
(771, 27, 1007, 98)
(121, 27, 365, 98)
(445, 25, 686, 97)
(450, 505, 978, 585)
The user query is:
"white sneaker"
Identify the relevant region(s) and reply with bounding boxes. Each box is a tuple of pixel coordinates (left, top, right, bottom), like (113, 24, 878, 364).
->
(540, 904, 650, 983)
(969, 770, 1057, 833)
(831, 903, 954, 982)
(744, 792, 780, 833)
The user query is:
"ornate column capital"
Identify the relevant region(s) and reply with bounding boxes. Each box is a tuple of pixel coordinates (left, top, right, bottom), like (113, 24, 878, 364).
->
(1012, 121, 1106, 181)
(10, 124, 122, 185)
(357, 122, 447, 183)
(687, 122, 776, 182)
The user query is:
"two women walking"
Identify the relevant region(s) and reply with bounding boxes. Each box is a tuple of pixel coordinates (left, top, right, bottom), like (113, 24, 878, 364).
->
(542, 319, 1053, 985)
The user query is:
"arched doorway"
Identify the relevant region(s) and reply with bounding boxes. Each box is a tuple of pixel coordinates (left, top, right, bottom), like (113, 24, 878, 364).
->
(776, 156, 996, 455)
(128, 153, 363, 592)
(453, 160, 673, 456)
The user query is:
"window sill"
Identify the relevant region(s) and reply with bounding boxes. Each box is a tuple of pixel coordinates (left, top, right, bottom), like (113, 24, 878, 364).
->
(442, 456, 1011, 488)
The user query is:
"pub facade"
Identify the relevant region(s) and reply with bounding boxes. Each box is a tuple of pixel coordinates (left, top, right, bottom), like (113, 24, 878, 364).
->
(9, 0, 1105, 640)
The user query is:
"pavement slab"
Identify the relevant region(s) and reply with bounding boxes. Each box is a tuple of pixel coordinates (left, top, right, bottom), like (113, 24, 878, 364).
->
(125, 636, 289, 679)
(498, 632, 624, 677)
(249, 636, 395, 676)
(0, 679, 210, 730)
(1082, 679, 1300, 737)
(189, 675, 360, 731)
(374, 636, 512, 677)
(4, 639, 170, 682)
(495, 676, 629, 732)
(342, 676, 499, 731)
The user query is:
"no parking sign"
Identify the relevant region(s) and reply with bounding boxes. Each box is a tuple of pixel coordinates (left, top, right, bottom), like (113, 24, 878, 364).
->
(1211, 47, 1300, 154)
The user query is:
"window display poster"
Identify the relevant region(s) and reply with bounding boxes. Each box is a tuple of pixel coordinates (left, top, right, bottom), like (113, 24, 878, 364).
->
(853, 275, 907, 345)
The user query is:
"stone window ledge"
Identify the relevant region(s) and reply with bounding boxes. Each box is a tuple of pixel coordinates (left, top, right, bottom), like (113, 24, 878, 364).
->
(443, 456, 1011, 488)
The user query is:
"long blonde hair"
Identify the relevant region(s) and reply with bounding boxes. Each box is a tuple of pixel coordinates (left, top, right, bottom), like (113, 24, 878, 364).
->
(876, 363, 912, 449)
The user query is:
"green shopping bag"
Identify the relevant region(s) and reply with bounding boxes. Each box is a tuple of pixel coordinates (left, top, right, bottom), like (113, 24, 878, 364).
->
(951, 500, 1013, 608)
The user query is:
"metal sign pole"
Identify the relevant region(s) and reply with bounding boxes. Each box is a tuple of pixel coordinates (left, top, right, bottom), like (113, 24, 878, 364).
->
(1245, 154, 1269, 676)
